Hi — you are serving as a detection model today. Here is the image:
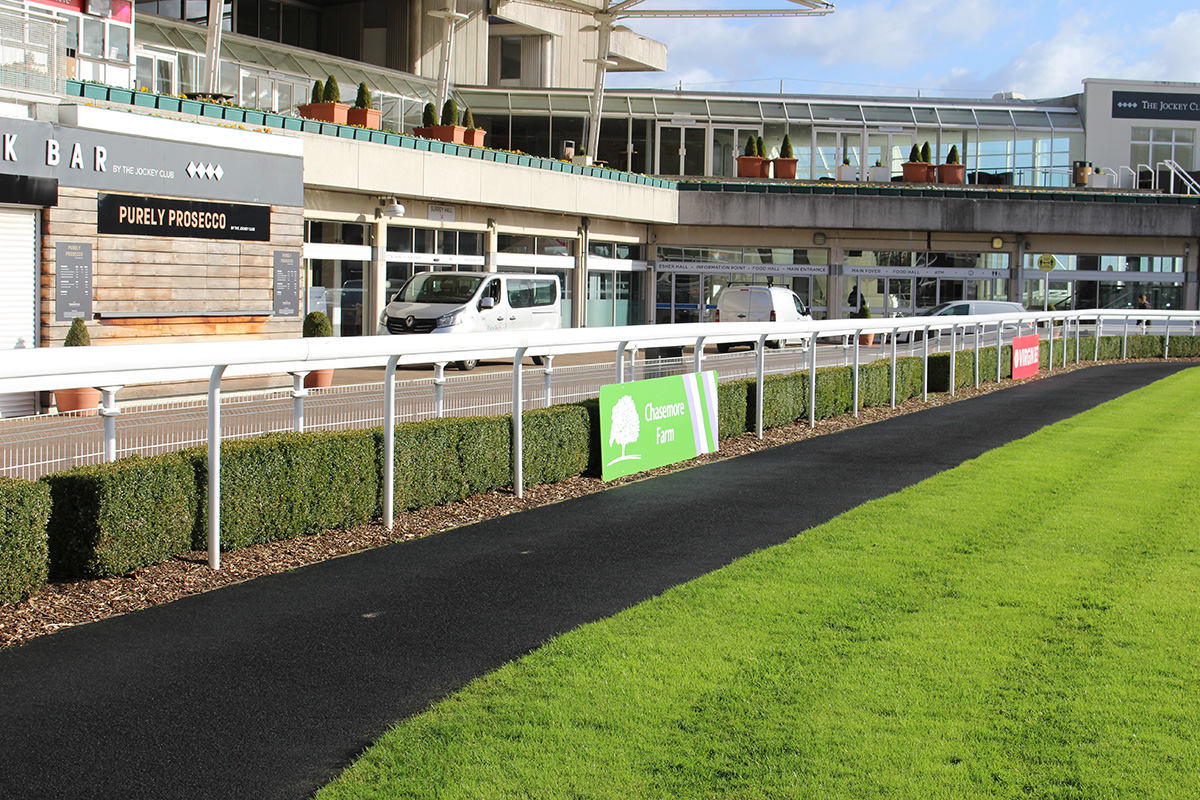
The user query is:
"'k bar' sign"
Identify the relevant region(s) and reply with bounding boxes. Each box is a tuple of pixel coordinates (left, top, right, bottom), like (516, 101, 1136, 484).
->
(600, 371, 719, 481)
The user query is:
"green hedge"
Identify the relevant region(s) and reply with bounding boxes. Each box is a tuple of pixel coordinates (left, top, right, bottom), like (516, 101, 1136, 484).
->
(0, 478, 51, 604)
(42, 454, 195, 578)
(385, 406, 591, 514)
(188, 429, 380, 551)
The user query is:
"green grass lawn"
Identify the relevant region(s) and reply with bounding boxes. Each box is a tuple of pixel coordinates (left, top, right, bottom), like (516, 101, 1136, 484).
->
(319, 368, 1200, 799)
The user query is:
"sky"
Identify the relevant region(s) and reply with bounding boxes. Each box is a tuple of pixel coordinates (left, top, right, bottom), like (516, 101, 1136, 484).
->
(605, 0, 1200, 100)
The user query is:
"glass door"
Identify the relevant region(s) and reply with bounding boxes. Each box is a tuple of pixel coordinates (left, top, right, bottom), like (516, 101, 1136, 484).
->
(713, 127, 763, 177)
(657, 125, 707, 176)
(814, 129, 863, 181)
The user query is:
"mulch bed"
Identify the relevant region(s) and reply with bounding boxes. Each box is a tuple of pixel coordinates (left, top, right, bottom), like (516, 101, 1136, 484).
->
(0, 360, 1185, 650)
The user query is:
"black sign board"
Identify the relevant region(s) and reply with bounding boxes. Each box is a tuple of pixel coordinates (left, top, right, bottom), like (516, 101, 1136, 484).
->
(1112, 91, 1200, 122)
(55, 242, 92, 322)
(273, 250, 301, 317)
(97, 194, 270, 241)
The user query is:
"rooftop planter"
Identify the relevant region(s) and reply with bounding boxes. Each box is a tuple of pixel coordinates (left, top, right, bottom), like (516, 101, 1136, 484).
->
(297, 76, 349, 125)
(936, 145, 965, 185)
(736, 134, 762, 178)
(346, 82, 382, 130)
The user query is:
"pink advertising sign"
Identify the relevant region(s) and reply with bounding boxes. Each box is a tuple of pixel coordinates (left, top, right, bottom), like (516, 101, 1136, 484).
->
(1011, 334, 1040, 380)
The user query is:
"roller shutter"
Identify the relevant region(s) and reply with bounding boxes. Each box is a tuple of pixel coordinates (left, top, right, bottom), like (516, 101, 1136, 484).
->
(0, 207, 38, 418)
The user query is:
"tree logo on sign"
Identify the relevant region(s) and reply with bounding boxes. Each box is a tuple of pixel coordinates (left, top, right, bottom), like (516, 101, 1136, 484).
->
(607, 395, 642, 466)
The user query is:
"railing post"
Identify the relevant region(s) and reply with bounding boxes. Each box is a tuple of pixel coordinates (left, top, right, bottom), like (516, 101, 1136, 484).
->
(693, 337, 705, 373)
(922, 326, 929, 402)
(1122, 316, 1129, 360)
(99, 386, 122, 462)
(852, 329, 860, 417)
(626, 346, 638, 383)
(616, 341, 628, 384)
(1095, 315, 1102, 361)
(1074, 316, 1081, 365)
(808, 336, 817, 429)
(433, 362, 446, 418)
(997, 319, 1004, 384)
(207, 364, 227, 570)
(542, 354, 555, 408)
(889, 326, 897, 409)
(949, 325, 956, 396)
(1165, 318, 1171, 360)
(755, 334, 766, 439)
(1048, 316, 1055, 372)
(290, 372, 307, 432)
(383, 355, 399, 530)
(973, 323, 980, 388)
(512, 348, 527, 499)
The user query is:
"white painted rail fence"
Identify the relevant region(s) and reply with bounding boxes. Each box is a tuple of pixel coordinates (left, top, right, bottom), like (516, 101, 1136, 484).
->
(2, 310, 1197, 569)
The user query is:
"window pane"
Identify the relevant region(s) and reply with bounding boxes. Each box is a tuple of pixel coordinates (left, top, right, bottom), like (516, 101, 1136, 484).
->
(500, 37, 521, 81)
(81, 18, 104, 58)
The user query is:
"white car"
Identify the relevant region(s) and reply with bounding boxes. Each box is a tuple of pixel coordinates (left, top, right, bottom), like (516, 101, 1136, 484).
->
(898, 300, 1028, 342)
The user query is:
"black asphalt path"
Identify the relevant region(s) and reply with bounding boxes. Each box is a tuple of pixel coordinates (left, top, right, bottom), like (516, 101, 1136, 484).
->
(0, 362, 1191, 800)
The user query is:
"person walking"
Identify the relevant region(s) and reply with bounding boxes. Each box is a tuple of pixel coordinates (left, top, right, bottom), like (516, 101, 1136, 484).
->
(1137, 294, 1152, 331)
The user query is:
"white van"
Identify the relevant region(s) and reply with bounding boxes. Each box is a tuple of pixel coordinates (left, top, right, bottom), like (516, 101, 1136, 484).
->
(379, 271, 561, 370)
(714, 285, 812, 352)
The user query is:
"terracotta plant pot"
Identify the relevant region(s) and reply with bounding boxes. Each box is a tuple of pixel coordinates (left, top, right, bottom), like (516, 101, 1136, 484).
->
(736, 156, 763, 178)
(296, 102, 350, 125)
(303, 369, 334, 389)
(858, 333, 875, 346)
(902, 161, 930, 183)
(346, 107, 382, 129)
(936, 163, 966, 184)
(760, 158, 772, 178)
(464, 128, 486, 147)
(413, 125, 467, 144)
(54, 386, 101, 415)
(773, 157, 798, 179)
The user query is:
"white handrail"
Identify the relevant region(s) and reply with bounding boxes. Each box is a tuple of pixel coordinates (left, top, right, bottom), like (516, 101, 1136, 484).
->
(5, 308, 1197, 568)
(1157, 159, 1200, 196)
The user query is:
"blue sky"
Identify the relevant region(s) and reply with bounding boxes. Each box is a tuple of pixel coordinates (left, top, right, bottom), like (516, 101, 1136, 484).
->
(606, 0, 1200, 100)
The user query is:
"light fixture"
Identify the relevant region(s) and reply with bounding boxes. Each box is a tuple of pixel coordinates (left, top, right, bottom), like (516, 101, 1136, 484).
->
(380, 198, 406, 218)
(991, 236, 1004, 249)
(813, 232, 826, 245)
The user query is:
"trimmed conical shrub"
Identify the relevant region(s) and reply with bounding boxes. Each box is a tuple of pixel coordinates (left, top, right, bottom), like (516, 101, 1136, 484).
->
(422, 102, 437, 128)
(302, 311, 331, 338)
(947, 144, 960, 165)
(310, 79, 324, 104)
(441, 98, 458, 126)
(463, 107, 475, 129)
(908, 144, 921, 163)
(324, 74, 340, 103)
(64, 316, 90, 347)
(780, 134, 793, 159)
(744, 134, 757, 157)
(354, 82, 370, 110)
(756, 136, 766, 159)
(920, 141, 931, 163)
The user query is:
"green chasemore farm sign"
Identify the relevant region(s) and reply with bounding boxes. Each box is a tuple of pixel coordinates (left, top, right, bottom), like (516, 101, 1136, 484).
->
(599, 371, 719, 481)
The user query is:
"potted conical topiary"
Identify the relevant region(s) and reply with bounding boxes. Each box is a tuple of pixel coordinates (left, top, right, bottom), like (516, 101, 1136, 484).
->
(301, 311, 334, 389)
(54, 317, 101, 415)
(414, 97, 467, 144)
(774, 133, 798, 179)
(461, 107, 486, 147)
(853, 302, 875, 346)
(902, 142, 929, 183)
(937, 144, 965, 184)
(757, 135, 771, 177)
(297, 74, 349, 124)
(919, 141, 936, 181)
(736, 134, 762, 178)
(347, 81, 381, 129)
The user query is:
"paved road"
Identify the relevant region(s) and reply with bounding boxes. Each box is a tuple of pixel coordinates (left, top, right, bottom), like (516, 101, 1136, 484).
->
(0, 362, 1191, 800)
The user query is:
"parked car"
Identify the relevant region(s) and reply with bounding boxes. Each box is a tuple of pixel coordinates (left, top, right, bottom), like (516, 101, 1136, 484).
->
(897, 300, 1027, 342)
(714, 285, 812, 352)
(378, 271, 561, 370)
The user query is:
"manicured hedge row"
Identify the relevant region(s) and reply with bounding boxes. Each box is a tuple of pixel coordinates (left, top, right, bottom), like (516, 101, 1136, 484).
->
(42, 455, 196, 578)
(0, 478, 51, 604)
(187, 429, 380, 552)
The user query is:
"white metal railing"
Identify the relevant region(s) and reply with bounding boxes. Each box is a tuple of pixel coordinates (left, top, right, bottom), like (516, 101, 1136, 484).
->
(3, 309, 1198, 569)
(0, 0, 66, 96)
(1156, 159, 1200, 196)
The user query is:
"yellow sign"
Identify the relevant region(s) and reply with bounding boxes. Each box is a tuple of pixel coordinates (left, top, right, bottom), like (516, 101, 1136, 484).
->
(1037, 254, 1056, 272)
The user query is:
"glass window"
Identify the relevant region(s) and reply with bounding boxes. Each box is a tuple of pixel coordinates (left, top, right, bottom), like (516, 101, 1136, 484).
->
(863, 106, 916, 123)
(1012, 111, 1051, 127)
(976, 110, 1014, 126)
(458, 232, 482, 257)
(413, 228, 434, 253)
(1047, 112, 1082, 129)
(81, 18, 104, 58)
(785, 103, 811, 121)
(109, 24, 130, 61)
(386, 227, 413, 253)
(500, 36, 521, 81)
(498, 234, 534, 254)
(537, 236, 573, 256)
(811, 104, 862, 122)
(589, 241, 614, 258)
